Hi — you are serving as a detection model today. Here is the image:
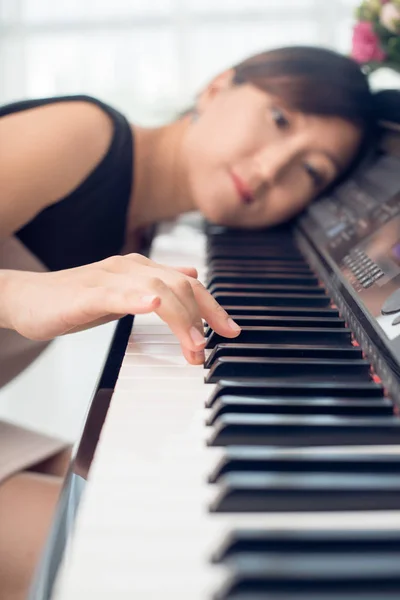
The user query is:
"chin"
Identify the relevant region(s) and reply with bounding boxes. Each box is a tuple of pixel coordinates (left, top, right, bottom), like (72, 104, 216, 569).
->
(201, 208, 237, 227)
(197, 196, 239, 228)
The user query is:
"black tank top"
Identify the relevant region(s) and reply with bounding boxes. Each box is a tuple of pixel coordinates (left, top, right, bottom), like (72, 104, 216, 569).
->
(0, 95, 134, 271)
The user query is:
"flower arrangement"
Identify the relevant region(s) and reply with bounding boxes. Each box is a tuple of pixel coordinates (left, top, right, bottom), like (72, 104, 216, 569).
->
(351, 0, 400, 73)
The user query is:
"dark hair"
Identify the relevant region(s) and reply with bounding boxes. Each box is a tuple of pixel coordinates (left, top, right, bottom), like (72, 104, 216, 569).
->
(231, 46, 400, 185)
(233, 46, 374, 128)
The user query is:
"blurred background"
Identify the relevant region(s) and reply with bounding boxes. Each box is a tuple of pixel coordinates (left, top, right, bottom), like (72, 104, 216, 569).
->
(0, 0, 360, 442)
(0, 0, 360, 123)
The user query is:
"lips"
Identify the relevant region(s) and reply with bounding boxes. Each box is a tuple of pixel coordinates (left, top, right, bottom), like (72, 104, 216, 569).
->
(229, 171, 255, 205)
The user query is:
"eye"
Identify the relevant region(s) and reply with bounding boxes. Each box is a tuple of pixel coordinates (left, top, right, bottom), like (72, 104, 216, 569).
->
(271, 106, 289, 129)
(303, 162, 325, 189)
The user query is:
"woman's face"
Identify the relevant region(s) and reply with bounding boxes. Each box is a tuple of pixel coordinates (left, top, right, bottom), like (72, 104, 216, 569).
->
(183, 71, 362, 228)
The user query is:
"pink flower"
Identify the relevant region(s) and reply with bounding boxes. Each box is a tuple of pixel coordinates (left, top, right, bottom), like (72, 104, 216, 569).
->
(351, 21, 386, 64)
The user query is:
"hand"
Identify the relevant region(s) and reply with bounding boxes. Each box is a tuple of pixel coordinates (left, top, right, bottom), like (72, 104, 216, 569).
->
(0, 253, 241, 364)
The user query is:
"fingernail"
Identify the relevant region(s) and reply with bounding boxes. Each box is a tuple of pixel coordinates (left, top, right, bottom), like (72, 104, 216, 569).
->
(227, 317, 241, 333)
(141, 295, 159, 305)
(189, 326, 206, 347)
(194, 350, 205, 363)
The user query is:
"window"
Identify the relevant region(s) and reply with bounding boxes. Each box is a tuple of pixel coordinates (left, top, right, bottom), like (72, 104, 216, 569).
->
(0, 0, 360, 123)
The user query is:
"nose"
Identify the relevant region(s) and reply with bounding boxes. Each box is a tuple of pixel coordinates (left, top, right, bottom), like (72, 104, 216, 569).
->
(253, 142, 295, 186)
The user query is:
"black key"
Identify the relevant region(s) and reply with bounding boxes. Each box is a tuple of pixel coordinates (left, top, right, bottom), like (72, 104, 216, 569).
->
(209, 263, 312, 273)
(205, 344, 362, 368)
(213, 292, 331, 307)
(208, 238, 297, 246)
(213, 529, 400, 562)
(205, 327, 352, 348)
(215, 570, 400, 599)
(208, 254, 305, 264)
(209, 449, 400, 482)
(207, 234, 295, 244)
(207, 273, 319, 286)
(216, 306, 340, 317)
(207, 380, 384, 408)
(204, 316, 345, 335)
(207, 234, 295, 242)
(215, 588, 400, 599)
(208, 249, 303, 260)
(214, 551, 400, 577)
(205, 357, 370, 383)
(207, 414, 400, 446)
(208, 283, 326, 295)
(209, 472, 400, 512)
(206, 396, 392, 425)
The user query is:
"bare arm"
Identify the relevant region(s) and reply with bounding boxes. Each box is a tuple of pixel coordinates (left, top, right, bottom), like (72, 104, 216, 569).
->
(0, 100, 241, 363)
(0, 256, 241, 365)
(0, 100, 113, 237)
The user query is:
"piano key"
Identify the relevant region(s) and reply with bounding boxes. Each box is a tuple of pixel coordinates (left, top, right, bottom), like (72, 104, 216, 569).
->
(209, 263, 313, 273)
(206, 327, 352, 348)
(125, 342, 185, 356)
(55, 380, 400, 600)
(209, 472, 400, 512)
(204, 316, 346, 334)
(208, 283, 327, 294)
(119, 365, 203, 379)
(207, 315, 346, 329)
(207, 249, 304, 260)
(207, 414, 400, 447)
(209, 449, 400, 483)
(206, 237, 298, 247)
(207, 380, 384, 407)
(206, 396, 393, 424)
(205, 344, 362, 368)
(205, 357, 371, 383)
(212, 528, 400, 561)
(215, 551, 400, 578)
(207, 273, 319, 286)
(216, 590, 400, 599)
(119, 353, 190, 369)
(208, 236, 295, 244)
(52, 220, 400, 600)
(216, 306, 340, 317)
(212, 292, 332, 306)
(215, 571, 400, 600)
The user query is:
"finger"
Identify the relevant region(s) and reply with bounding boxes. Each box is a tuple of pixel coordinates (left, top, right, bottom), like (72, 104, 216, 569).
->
(168, 275, 204, 331)
(89, 272, 206, 355)
(181, 344, 205, 366)
(173, 266, 198, 279)
(76, 288, 205, 363)
(148, 281, 206, 352)
(188, 279, 241, 338)
(103, 277, 205, 353)
(104, 284, 205, 360)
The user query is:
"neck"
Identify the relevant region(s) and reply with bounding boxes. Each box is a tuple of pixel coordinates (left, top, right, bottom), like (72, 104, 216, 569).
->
(126, 116, 195, 233)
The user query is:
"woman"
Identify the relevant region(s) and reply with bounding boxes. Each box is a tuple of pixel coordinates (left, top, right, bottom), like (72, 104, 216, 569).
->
(0, 45, 379, 599)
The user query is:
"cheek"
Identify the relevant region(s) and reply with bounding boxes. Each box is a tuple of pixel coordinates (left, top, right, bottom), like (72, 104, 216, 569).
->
(192, 107, 264, 167)
(188, 166, 248, 226)
(263, 186, 314, 226)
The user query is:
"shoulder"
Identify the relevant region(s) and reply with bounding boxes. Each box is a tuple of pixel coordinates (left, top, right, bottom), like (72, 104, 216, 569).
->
(0, 97, 113, 171)
(0, 97, 114, 235)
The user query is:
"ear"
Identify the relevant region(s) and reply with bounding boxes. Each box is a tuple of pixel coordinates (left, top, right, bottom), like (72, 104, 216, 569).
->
(196, 69, 235, 113)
